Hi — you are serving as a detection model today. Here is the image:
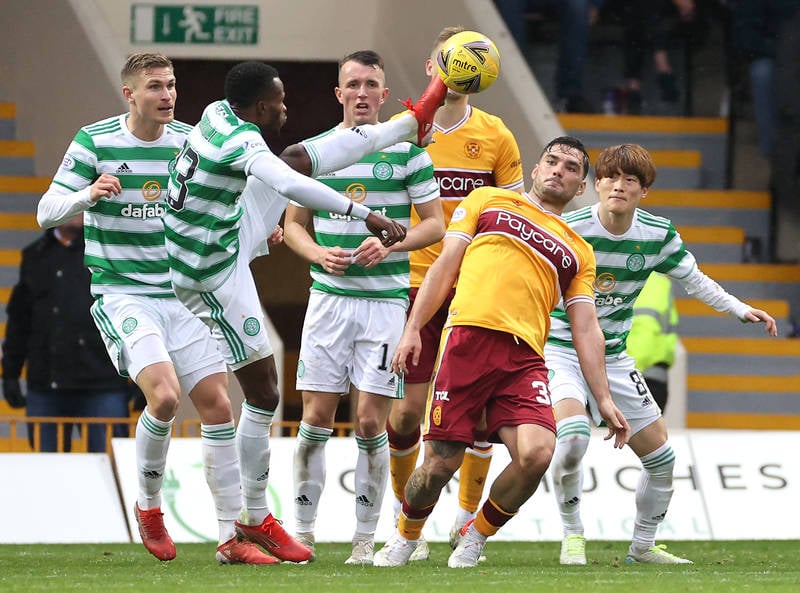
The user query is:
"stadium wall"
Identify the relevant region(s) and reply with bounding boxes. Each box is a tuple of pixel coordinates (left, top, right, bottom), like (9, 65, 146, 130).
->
(1, 432, 797, 543)
(0, 0, 564, 181)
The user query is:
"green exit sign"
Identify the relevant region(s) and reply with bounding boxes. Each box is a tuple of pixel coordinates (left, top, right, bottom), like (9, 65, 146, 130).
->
(131, 4, 259, 45)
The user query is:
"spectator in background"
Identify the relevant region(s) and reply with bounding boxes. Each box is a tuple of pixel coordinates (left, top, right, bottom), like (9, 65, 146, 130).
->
(599, 0, 696, 115)
(767, 2, 800, 263)
(495, 0, 598, 113)
(730, 0, 798, 159)
(1, 214, 131, 452)
(626, 272, 679, 412)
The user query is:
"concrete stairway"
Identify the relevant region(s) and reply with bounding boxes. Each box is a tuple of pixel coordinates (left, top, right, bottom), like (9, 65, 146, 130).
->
(560, 114, 800, 429)
(561, 114, 728, 189)
(0, 101, 47, 417)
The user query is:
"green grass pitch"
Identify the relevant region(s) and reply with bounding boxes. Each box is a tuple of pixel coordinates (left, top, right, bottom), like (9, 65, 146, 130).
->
(1, 541, 798, 592)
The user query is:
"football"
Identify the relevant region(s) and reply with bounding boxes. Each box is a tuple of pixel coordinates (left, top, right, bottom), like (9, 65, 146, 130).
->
(436, 30, 501, 94)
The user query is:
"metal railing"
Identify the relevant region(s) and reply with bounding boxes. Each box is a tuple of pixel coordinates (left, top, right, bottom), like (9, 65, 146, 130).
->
(0, 416, 352, 453)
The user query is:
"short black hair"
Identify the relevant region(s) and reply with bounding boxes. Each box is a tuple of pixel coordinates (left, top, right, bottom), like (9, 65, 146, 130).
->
(224, 61, 280, 108)
(541, 136, 591, 179)
(339, 50, 384, 71)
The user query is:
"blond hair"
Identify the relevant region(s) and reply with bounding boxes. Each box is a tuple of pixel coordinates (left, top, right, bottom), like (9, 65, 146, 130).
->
(431, 25, 465, 57)
(121, 52, 173, 85)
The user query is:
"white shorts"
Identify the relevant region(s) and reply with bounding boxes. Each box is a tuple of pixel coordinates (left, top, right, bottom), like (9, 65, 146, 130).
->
(173, 249, 273, 370)
(296, 291, 406, 398)
(544, 344, 662, 436)
(90, 294, 225, 390)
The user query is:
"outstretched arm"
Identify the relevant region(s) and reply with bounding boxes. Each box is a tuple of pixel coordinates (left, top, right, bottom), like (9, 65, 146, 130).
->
(248, 152, 405, 246)
(279, 76, 447, 176)
(674, 266, 777, 336)
(279, 116, 416, 178)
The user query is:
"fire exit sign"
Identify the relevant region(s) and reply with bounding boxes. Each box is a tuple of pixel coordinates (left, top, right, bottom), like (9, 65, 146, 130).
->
(131, 4, 259, 45)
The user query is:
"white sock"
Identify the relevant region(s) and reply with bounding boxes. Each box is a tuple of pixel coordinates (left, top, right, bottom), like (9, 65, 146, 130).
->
(237, 402, 274, 525)
(135, 408, 172, 510)
(631, 442, 675, 554)
(551, 415, 591, 536)
(452, 507, 476, 531)
(201, 421, 240, 544)
(303, 115, 416, 177)
(293, 421, 333, 534)
(392, 496, 402, 527)
(354, 432, 389, 536)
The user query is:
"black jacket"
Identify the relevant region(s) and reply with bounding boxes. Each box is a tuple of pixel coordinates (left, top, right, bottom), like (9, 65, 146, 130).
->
(1, 229, 128, 392)
(731, 0, 800, 61)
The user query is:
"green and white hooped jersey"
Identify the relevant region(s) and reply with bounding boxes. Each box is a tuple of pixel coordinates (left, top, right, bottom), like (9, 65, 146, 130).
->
(302, 128, 439, 304)
(548, 203, 696, 356)
(163, 100, 271, 291)
(49, 114, 191, 298)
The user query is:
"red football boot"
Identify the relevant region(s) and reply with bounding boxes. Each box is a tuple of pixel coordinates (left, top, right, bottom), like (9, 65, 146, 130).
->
(235, 514, 313, 563)
(216, 536, 280, 565)
(134, 503, 176, 561)
(400, 76, 448, 145)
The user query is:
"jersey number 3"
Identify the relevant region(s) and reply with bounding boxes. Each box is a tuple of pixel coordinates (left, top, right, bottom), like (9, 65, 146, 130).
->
(167, 145, 199, 211)
(531, 380, 551, 405)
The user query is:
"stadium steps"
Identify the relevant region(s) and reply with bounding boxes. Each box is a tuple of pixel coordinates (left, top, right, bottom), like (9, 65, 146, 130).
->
(676, 298, 790, 337)
(559, 112, 800, 429)
(674, 225, 744, 264)
(586, 147, 703, 190)
(0, 178, 43, 325)
(674, 261, 800, 429)
(0, 104, 43, 334)
(672, 257, 800, 430)
(0, 102, 15, 140)
(692, 263, 800, 306)
(559, 114, 728, 188)
(682, 337, 800, 428)
(646, 189, 771, 260)
(0, 140, 35, 175)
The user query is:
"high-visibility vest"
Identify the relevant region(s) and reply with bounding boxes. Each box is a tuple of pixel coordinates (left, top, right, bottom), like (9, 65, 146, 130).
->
(627, 272, 679, 380)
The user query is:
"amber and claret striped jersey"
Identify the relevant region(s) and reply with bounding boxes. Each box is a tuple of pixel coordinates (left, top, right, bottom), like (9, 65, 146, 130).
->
(445, 187, 596, 356)
(410, 105, 524, 286)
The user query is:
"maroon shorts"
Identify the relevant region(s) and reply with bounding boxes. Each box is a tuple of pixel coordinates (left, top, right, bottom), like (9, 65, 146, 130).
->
(403, 287, 456, 384)
(423, 325, 556, 444)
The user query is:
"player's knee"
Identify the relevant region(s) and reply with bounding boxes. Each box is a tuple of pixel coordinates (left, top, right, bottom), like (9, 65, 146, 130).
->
(556, 434, 590, 471)
(195, 394, 233, 425)
(250, 392, 279, 412)
(517, 448, 554, 482)
(300, 405, 335, 430)
(143, 382, 180, 420)
(390, 406, 423, 435)
(355, 415, 382, 438)
(420, 452, 461, 489)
